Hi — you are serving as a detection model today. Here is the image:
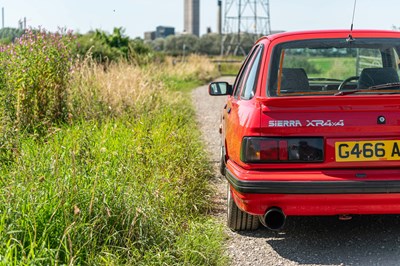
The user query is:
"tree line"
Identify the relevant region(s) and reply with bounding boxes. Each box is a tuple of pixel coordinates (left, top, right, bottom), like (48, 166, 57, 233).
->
(148, 32, 257, 56)
(0, 27, 259, 63)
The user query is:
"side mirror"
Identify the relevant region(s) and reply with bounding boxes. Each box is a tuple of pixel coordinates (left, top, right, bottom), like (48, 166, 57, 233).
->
(208, 82, 233, 96)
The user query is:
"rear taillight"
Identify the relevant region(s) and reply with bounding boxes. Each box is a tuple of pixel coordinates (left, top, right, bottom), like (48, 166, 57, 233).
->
(241, 137, 324, 163)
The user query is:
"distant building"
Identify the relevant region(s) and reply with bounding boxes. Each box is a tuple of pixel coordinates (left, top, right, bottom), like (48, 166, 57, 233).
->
(184, 0, 199, 36)
(144, 31, 156, 41)
(156, 26, 175, 39)
(144, 26, 175, 41)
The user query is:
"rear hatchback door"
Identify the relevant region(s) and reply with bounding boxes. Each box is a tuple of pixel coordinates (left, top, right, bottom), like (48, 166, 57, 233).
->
(259, 32, 400, 170)
(258, 95, 400, 170)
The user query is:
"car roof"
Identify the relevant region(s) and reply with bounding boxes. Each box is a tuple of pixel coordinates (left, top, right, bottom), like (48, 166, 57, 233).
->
(256, 29, 400, 44)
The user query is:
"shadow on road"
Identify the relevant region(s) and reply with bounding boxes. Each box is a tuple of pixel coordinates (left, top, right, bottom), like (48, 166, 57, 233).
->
(238, 215, 400, 265)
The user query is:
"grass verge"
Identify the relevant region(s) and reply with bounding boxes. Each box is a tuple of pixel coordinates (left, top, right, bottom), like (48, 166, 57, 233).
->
(0, 54, 227, 265)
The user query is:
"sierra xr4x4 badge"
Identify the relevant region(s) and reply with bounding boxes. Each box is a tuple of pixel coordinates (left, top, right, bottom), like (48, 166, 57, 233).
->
(209, 29, 400, 231)
(268, 119, 345, 127)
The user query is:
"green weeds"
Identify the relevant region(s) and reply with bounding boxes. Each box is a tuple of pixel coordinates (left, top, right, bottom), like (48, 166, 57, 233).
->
(2, 29, 74, 134)
(0, 29, 74, 164)
(0, 30, 226, 265)
(1, 106, 225, 265)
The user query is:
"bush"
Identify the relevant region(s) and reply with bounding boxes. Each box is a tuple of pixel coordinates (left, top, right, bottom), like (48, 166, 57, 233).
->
(164, 34, 199, 56)
(197, 33, 222, 55)
(75, 31, 125, 63)
(75, 28, 159, 65)
(0, 27, 24, 44)
(129, 39, 161, 65)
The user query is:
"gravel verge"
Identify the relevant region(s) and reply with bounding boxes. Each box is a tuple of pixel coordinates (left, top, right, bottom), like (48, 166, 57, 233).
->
(192, 77, 400, 266)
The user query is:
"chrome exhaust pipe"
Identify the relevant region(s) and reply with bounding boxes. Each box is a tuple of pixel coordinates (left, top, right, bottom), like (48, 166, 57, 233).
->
(261, 207, 286, 231)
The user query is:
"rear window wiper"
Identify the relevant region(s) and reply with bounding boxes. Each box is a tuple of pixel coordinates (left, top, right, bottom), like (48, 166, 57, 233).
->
(334, 82, 400, 96)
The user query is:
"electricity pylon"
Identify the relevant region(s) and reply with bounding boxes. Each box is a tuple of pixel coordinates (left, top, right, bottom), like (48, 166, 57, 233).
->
(221, 0, 271, 56)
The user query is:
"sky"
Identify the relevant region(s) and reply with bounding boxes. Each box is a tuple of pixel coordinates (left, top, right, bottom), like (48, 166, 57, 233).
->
(0, 0, 399, 38)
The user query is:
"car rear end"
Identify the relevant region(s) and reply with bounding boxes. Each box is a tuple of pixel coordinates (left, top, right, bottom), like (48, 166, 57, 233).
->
(227, 30, 400, 230)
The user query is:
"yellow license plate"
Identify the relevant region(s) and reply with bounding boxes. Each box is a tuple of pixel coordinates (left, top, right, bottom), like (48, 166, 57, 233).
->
(335, 140, 400, 162)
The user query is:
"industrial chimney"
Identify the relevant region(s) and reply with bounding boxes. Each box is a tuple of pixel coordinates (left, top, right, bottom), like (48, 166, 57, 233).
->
(217, 0, 222, 35)
(184, 0, 200, 36)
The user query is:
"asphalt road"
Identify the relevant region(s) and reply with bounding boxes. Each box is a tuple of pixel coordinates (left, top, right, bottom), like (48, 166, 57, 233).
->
(192, 78, 400, 266)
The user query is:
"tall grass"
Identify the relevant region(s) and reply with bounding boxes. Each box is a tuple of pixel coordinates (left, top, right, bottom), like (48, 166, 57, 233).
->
(305, 57, 357, 79)
(69, 57, 162, 120)
(0, 30, 226, 265)
(158, 55, 219, 93)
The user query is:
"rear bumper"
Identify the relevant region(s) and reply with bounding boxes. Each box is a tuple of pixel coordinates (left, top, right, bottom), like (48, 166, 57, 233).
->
(226, 169, 400, 194)
(227, 160, 400, 216)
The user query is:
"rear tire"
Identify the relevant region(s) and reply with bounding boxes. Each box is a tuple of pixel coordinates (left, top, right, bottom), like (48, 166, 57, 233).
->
(227, 184, 259, 231)
(219, 146, 226, 176)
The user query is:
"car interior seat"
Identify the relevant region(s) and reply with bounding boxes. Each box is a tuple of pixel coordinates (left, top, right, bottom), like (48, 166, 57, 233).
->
(280, 68, 310, 92)
(358, 67, 400, 89)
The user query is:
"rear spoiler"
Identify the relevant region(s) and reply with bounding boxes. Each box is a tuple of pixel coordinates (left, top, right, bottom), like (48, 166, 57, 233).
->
(256, 96, 400, 108)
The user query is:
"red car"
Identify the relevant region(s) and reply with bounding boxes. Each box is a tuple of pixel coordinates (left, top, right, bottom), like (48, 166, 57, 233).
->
(209, 29, 400, 231)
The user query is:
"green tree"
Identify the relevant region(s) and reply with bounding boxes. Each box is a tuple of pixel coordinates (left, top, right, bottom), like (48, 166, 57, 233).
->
(75, 28, 156, 64)
(150, 38, 165, 52)
(75, 31, 122, 63)
(95, 27, 130, 56)
(240, 33, 258, 54)
(164, 34, 199, 55)
(0, 27, 24, 44)
(198, 33, 222, 55)
(129, 38, 157, 65)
